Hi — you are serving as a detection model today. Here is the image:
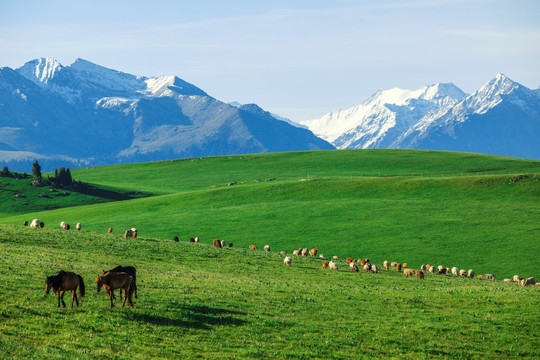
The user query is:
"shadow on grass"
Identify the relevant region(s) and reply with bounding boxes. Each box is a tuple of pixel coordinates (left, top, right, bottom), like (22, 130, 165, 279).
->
(72, 183, 151, 201)
(125, 305, 248, 330)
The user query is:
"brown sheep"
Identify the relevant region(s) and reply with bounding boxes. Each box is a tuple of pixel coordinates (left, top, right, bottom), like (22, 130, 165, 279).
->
(249, 245, 257, 250)
(396, 263, 402, 272)
(416, 270, 424, 279)
(459, 269, 467, 277)
(503, 278, 512, 282)
(477, 275, 485, 279)
(40, 222, 45, 228)
(346, 257, 355, 263)
(174, 236, 180, 242)
(403, 269, 414, 277)
(229, 242, 233, 248)
(520, 277, 536, 287)
(189, 237, 195, 242)
(108, 227, 113, 234)
(359, 259, 366, 267)
(132, 230, 137, 238)
(65, 223, 70, 230)
(403, 263, 408, 268)
(213, 239, 222, 248)
(322, 261, 329, 269)
(309, 248, 318, 257)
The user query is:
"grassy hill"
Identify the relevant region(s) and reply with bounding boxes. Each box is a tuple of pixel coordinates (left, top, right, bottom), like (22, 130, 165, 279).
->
(2, 149, 539, 279)
(0, 224, 538, 359)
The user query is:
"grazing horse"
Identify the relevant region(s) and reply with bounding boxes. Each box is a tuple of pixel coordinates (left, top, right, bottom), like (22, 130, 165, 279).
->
(96, 272, 134, 308)
(45, 270, 85, 308)
(103, 265, 137, 299)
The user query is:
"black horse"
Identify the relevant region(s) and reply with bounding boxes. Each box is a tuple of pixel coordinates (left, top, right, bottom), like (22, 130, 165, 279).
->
(45, 270, 85, 307)
(103, 265, 137, 299)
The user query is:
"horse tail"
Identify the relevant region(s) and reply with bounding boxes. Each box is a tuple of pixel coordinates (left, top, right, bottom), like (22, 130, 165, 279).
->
(78, 275, 86, 298)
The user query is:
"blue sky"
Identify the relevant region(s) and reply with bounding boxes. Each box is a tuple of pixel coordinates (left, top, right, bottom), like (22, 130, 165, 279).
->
(1, 0, 539, 121)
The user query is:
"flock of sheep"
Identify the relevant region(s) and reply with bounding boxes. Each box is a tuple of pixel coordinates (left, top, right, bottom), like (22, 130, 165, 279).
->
(24, 220, 537, 287)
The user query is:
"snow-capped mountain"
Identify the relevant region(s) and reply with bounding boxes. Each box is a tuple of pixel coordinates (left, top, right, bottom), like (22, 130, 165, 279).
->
(301, 75, 540, 159)
(300, 83, 467, 149)
(0, 58, 333, 171)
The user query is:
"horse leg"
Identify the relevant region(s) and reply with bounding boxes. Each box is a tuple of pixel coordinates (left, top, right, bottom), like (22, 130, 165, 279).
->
(72, 289, 79, 307)
(121, 288, 128, 308)
(60, 290, 66, 308)
(108, 290, 114, 308)
(56, 293, 61, 308)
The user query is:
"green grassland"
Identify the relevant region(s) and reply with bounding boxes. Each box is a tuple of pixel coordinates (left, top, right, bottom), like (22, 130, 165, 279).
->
(0, 225, 538, 359)
(2, 150, 539, 279)
(1, 149, 539, 358)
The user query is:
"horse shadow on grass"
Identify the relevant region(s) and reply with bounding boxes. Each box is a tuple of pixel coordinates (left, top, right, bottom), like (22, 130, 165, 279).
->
(124, 305, 248, 330)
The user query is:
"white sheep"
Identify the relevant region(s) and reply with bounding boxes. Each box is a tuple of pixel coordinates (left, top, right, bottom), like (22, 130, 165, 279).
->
(349, 262, 359, 272)
(319, 254, 325, 259)
(383, 260, 389, 271)
(332, 256, 339, 261)
(371, 264, 378, 274)
(513, 275, 521, 283)
(363, 263, 371, 272)
(483, 274, 496, 280)
(301, 248, 309, 256)
(76, 223, 81, 231)
(283, 256, 291, 266)
(429, 266, 436, 274)
(221, 240, 227, 247)
(421, 264, 427, 271)
(194, 236, 200, 243)
(459, 269, 467, 277)
(30, 219, 40, 228)
(264, 245, 271, 252)
(293, 250, 299, 255)
(451, 267, 459, 277)
(467, 269, 474, 278)
(329, 261, 338, 271)
(60, 221, 66, 230)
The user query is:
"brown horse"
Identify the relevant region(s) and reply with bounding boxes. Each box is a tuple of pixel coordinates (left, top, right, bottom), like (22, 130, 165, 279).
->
(45, 270, 85, 308)
(96, 272, 134, 308)
(102, 265, 138, 300)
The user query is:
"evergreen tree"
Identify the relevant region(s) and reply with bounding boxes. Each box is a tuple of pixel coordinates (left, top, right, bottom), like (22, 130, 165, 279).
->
(32, 161, 42, 180)
(1, 166, 9, 177)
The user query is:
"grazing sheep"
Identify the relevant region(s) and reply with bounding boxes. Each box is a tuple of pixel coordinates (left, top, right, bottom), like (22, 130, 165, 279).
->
(60, 221, 66, 229)
(365, 258, 370, 263)
(477, 275, 485, 279)
(301, 248, 309, 256)
(124, 229, 134, 238)
(513, 275, 521, 283)
(293, 250, 299, 255)
(322, 261, 329, 269)
(459, 269, 467, 277)
(504, 278, 512, 282)
(396, 263, 402, 272)
(383, 260, 389, 271)
(451, 267, 459, 277)
(483, 274, 496, 280)
(108, 227, 113, 234)
(30, 219, 40, 228)
(228, 242, 233, 248)
(309, 248, 318, 257)
(467, 269, 474, 278)
(332, 256, 339, 260)
(520, 277, 536, 287)
(350, 262, 359, 272)
(329, 261, 338, 271)
(283, 256, 292, 266)
(23, 220, 28, 226)
(421, 264, 427, 271)
(404, 269, 415, 277)
(416, 270, 424, 279)
(428, 266, 436, 274)
(194, 236, 200, 243)
(403, 263, 408, 268)
(213, 239, 222, 248)
(438, 265, 444, 273)
(391, 261, 397, 268)
(359, 259, 366, 267)
(346, 257, 355, 263)
(280, 251, 287, 255)
(249, 245, 257, 250)
(264, 245, 271, 252)
(319, 254, 325, 259)
(131, 228, 137, 238)
(174, 236, 180, 242)
(76, 223, 81, 231)
(371, 264, 378, 274)
(363, 263, 371, 272)
(189, 237, 194, 242)
(221, 240, 227, 247)
(40, 222, 45, 228)
(65, 223, 71, 230)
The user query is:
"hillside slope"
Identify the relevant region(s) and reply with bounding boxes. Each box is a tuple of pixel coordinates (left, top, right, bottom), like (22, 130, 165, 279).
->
(0, 225, 538, 359)
(3, 150, 539, 279)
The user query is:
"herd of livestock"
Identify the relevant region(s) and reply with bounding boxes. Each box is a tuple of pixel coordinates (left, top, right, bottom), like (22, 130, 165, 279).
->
(24, 218, 537, 308)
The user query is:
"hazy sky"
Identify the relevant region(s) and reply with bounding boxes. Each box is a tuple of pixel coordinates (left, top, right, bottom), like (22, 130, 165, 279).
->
(1, 0, 539, 121)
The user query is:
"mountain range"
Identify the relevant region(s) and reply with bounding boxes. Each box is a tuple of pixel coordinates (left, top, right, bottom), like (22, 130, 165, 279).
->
(299, 74, 540, 160)
(0, 58, 333, 171)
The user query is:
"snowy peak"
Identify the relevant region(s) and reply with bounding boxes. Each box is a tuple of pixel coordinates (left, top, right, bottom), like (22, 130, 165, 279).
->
(69, 58, 145, 92)
(144, 75, 207, 97)
(416, 83, 467, 101)
(365, 83, 466, 107)
(17, 57, 64, 85)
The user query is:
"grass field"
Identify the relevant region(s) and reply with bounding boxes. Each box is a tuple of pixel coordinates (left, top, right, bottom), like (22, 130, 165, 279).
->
(1, 149, 539, 358)
(0, 225, 538, 359)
